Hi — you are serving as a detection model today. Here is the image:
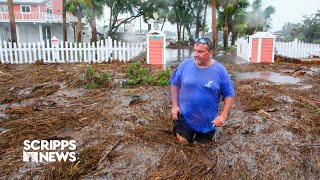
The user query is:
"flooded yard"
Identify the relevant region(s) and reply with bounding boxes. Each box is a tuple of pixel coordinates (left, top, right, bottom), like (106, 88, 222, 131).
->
(0, 60, 319, 179)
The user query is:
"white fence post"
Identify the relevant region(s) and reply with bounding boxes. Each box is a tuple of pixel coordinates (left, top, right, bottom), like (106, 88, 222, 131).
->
(8, 42, 14, 64)
(32, 42, 37, 62)
(4, 41, 9, 63)
(0, 41, 3, 64)
(14, 42, 18, 64)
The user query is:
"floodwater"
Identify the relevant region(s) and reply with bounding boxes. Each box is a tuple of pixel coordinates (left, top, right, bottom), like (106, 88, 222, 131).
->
(165, 48, 249, 66)
(232, 71, 301, 84)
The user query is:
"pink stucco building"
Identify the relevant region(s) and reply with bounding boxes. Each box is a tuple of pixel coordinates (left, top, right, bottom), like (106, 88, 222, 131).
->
(0, 0, 77, 43)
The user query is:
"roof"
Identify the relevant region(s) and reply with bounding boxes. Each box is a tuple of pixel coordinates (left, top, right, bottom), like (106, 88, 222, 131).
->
(251, 32, 276, 38)
(0, 0, 50, 5)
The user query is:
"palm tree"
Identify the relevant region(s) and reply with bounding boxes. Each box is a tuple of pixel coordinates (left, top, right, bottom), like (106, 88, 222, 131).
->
(211, 0, 218, 51)
(245, 0, 275, 35)
(220, 0, 249, 50)
(65, 0, 85, 43)
(7, 0, 17, 43)
(83, 0, 104, 43)
(63, 0, 67, 42)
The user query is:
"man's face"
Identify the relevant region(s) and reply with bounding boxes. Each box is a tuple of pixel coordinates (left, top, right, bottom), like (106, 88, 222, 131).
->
(193, 43, 212, 65)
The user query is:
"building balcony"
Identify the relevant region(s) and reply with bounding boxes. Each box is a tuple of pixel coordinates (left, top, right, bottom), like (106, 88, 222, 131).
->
(0, 12, 80, 23)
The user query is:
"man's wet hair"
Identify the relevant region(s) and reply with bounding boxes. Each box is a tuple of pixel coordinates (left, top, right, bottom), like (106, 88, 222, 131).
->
(194, 38, 214, 51)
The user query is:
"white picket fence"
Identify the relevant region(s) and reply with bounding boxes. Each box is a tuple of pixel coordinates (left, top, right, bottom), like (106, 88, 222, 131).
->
(275, 39, 320, 58)
(0, 38, 144, 64)
(237, 38, 320, 61)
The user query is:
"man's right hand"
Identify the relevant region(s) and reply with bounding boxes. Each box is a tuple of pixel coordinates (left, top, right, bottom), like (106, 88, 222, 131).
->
(172, 106, 181, 120)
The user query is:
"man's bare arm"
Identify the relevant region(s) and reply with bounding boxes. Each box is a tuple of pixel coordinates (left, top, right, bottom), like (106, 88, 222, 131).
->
(212, 97, 234, 126)
(171, 85, 181, 120)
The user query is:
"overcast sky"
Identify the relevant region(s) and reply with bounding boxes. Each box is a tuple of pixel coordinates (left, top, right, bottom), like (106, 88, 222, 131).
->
(99, 0, 320, 33)
(259, 0, 319, 31)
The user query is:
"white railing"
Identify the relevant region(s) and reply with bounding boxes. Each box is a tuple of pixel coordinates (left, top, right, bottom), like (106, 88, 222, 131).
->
(275, 39, 320, 58)
(236, 37, 250, 61)
(0, 12, 77, 23)
(0, 38, 144, 64)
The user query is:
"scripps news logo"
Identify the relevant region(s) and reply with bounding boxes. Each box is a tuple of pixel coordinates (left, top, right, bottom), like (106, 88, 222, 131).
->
(23, 140, 77, 163)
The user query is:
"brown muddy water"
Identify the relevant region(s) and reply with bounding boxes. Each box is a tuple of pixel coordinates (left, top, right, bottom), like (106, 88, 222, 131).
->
(232, 71, 301, 84)
(0, 61, 319, 179)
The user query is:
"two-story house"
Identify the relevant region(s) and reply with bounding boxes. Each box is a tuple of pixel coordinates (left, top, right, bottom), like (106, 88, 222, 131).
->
(0, 0, 77, 43)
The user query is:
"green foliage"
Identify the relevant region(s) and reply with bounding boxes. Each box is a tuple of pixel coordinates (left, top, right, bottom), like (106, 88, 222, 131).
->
(84, 66, 111, 89)
(156, 68, 172, 86)
(125, 61, 172, 87)
(282, 10, 320, 43)
(125, 61, 150, 80)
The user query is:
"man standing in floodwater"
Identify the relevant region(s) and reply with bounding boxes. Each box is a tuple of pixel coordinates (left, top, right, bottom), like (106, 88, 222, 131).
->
(169, 38, 235, 143)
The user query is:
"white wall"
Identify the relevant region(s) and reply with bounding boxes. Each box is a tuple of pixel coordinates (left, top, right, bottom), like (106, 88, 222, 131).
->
(18, 24, 40, 43)
(0, 24, 10, 42)
(51, 24, 75, 42)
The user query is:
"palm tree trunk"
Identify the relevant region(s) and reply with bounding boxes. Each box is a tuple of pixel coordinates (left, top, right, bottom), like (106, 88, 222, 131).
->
(195, 1, 202, 38)
(231, 32, 237, 46)
(7, 0, 17, 43)
(182, 26, 185, 41)
(90, 18, 97, 43)
(160, 18, 166, 31)
(62, 0, 67, 42)
(223, 14, 229, 50)
(201, 2, 208, 37)
(76, 15, 82, 43)
(148, 24, 151, 31)
(108, 7, 112, 37)
(211, 0, 218, 52)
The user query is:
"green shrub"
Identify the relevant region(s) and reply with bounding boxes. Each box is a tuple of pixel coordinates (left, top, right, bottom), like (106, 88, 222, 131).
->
(84, 66, 111, 89)
(156, 68, 172, 86)
(125, 61, 150, 81)
(125, 62, 172, 87)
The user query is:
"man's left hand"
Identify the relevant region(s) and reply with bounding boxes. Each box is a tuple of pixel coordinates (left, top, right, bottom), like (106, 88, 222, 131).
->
(212, 115, 227, 127)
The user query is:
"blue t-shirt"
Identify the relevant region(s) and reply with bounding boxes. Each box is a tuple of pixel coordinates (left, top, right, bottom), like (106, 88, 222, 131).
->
(169, 58, 235, 133)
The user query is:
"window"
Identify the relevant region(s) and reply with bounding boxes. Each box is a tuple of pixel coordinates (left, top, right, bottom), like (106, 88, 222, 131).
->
(21, 5, 31, 13)
(46, 8, 52, 14)
(0, 4, 8, 12)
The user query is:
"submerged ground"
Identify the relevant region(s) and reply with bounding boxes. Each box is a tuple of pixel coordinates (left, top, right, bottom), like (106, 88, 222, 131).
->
(0, 60, 319, 179)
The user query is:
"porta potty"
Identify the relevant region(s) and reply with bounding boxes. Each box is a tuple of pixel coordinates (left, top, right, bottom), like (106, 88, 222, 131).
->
(146, 30, 166, 66)
(250, 32, 276, 63)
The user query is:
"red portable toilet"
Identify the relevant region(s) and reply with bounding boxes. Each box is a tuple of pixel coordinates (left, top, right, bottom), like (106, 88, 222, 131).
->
(146, 30, 166, 66)
(250, 32, 276, 63)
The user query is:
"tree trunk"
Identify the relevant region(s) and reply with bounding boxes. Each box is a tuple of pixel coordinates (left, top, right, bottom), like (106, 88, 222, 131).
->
(201, 2, 208, 37)
(71, 23, 76, 42)
(174, 5, 181, 42)
(108, 7, 113, 37)
(231, 32, 237, 46)
(62, 0, 67, 42)
(76, 6, 82, 43)
(90, 18, 97, 43)
(195, 1, 202, 38)
(7, 0, 17, 43)
(148, 24, 151, 31)
(160, 19, 166, 31)
(182, 26, 185, 41)
(176, 20, 180, 42)
(223, 14, 229, 50)
(76, 15, 82, 43)
(185, 26, 193, 42)
(211, 0, 218, 52)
